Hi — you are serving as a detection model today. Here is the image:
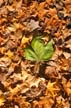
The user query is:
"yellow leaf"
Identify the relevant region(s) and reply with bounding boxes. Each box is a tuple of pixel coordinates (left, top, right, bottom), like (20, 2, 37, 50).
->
(5, 50, 13, 58)
(21, 36, 29, 44)
(46, 81, 57, 96)
(0, 96, 5, 106)
(8, 25, 16, 32)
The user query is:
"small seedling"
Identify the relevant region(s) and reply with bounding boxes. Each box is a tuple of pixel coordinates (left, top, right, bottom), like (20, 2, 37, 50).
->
(24, 36, 54, 74)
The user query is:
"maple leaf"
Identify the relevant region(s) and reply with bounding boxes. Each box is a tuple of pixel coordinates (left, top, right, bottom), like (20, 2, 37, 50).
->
(46, 81, 59, 97)
(5, 50, 13, 58)
(21, 36, 29, 45)
(24, 36, 54, 61)
(29, 20, 39, 31)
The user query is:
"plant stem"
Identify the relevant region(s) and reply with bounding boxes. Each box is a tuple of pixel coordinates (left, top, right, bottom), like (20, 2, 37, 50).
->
(33, 61, 40, 75)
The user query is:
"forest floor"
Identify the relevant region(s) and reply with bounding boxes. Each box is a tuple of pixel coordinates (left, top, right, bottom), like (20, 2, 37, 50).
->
(0, 0, 71, 108)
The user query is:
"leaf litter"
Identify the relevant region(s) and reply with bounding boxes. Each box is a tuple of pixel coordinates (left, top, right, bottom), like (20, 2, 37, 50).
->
(0, 0, 71, 108)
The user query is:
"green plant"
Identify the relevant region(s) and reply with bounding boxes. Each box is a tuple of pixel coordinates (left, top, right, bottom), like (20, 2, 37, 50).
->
(24, 36, 54, 61)
(24, 36, 54, 74)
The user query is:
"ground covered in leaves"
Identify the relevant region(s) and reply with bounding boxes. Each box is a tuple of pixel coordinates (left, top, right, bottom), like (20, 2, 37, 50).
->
(0, 0, 71, 108)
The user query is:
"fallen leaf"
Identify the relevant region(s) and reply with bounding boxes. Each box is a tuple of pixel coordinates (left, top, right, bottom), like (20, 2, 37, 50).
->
(5, 50, 14, 58)
(0, 95, 5, 106)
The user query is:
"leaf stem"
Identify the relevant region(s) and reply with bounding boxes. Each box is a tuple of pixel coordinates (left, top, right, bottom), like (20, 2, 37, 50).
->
(33, 61, 40, 75)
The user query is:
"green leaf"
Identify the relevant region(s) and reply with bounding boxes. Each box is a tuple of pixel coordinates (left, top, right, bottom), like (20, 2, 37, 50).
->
(42, 40, 54, 60)
(24, 47, 38, 61)
(24, 36, 54, 61)
(31, 36, 44, 59)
